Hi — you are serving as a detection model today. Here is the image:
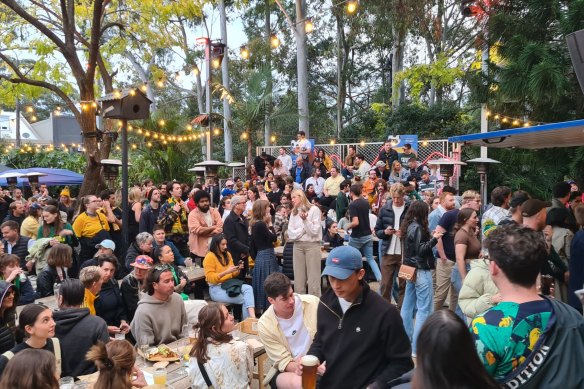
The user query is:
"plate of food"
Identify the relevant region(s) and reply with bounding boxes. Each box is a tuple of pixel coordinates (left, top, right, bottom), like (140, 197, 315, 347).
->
(143, 344, 180, 362)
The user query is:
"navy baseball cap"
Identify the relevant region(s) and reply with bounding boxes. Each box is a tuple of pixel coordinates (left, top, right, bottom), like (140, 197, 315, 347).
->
(322, 246, 363, 280)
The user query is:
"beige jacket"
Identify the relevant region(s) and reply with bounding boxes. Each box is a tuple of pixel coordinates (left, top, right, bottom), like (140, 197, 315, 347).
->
(257, 293, 320, 385)
(458, 259, 499, 319)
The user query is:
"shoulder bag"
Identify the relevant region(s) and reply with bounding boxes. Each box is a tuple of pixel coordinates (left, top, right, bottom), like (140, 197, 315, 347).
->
(397, 241, 417, 282)
(198, 360, 215, 389)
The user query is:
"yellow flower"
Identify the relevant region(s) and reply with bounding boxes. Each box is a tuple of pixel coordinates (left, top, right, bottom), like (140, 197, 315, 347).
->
(529, 328, 541, 350)
(471, 317, 486, 334)
(499, 317, 512, 327)
(486, 351, 496, 365)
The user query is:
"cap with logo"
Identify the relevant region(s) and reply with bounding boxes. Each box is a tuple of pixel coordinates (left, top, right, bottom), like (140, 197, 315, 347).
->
(322, 246, 363, 280)
(521, 199, 551, 217)
(131, 255, 154, 270)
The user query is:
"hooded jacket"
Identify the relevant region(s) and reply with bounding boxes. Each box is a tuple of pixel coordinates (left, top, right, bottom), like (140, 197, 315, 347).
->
(53, 308, 109, 378)
(0, 282, 15, 354)
(458, 259, 499, 319)
(130, 292, 187, 346)
(498, 298, 584, 389)
(94, 279, 127, 327)
(120, 272, 142, 323)
(308, 282, 413, 389)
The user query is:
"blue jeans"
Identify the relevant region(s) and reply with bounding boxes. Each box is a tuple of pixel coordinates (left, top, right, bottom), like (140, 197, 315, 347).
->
(451, 262, 471, 321)
(209, 284, 255, 319)
(349, 236, 381, 281)
(400, 269, 433, 354)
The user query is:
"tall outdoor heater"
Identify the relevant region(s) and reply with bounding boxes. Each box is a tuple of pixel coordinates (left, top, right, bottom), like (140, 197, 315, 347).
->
(188, 167, 206, 185)
(426, 158, 467, 187)
(0, 172, 23, 191)
(467, 157, 501, 211)
(192, 160, 226, 207)
(99, 89, 152, 256)
(23, 172, 48, 194)
(101, 159, 130, 189)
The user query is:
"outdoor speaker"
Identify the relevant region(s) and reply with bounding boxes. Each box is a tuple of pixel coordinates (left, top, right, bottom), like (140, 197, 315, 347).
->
(567, 29, 584, 95)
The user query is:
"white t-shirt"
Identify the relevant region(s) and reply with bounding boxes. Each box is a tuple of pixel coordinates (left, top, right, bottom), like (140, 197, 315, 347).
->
(387, 204, 405, 255)
(275, 296, 311, 358)
(277, 154, 293, 171)
(338, 297, 352, 313)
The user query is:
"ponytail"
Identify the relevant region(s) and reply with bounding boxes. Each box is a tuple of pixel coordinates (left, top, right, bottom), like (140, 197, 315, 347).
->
(86, 340, 135, 389)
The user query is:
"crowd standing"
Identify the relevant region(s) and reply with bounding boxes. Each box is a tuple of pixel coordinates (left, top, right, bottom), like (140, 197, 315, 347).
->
(0, 132, 582, 389)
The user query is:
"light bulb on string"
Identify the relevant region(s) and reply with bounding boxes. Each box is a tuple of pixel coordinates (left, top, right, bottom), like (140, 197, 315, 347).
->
(512, 120, 520, 126)
(140, 84, 148, 92)
(240, 46, 250, 60)
(158, 119, 166, 127)
(26, 106, 34, 113)
(213, 129, 220, 136)
(305, 18, 314, 33)
(270, 35, 280, 49)
(270, 135, 276, 143)
(212, 58, 221, 69)
(186, 124, 193, 131)
(329, 140, 335, 145)
(192, 66, 200, 76)
(156, 79, 164, 88)
(346, 0, 358, 14)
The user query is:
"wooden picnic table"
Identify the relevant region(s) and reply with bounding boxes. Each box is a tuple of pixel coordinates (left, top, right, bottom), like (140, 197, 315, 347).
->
(133, 331, 266, 389)
(179, 266, 206, 282)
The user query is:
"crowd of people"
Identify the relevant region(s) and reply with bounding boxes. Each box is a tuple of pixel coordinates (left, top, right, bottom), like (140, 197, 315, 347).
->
(0, 132, 582, 388)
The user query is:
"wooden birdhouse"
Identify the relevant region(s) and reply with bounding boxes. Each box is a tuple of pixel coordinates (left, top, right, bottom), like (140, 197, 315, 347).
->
(99, 89, 152, 120)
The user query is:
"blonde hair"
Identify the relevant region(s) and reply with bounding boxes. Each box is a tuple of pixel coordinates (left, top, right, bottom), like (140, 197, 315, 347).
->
(388, 183, 405, 198)
(291, 189, 311, 215)
(128, 187, 142, 203)
(79, 266, 102, 288)
(461, 190, 479, 204)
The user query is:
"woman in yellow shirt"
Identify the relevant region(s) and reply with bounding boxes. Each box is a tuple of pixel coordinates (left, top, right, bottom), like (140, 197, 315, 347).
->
(203, 234, 256, 319)
(72, 195, 110, 263)
(20, 203, 41, 239)
(79, 266, 103, 315)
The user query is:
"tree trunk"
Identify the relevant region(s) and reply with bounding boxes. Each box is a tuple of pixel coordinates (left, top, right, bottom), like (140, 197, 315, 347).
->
(218, 0, 233, 161)
(335, 13, 346, 138)
(295, 0, 310, 137)
(264, 0, 273, 147)
(391, 27, 405, 108)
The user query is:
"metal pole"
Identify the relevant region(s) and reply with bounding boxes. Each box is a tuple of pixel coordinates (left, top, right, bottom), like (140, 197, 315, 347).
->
(121, 119, 129, 257)
(15, 98, 21, 148)
(205, 41, 213, 160)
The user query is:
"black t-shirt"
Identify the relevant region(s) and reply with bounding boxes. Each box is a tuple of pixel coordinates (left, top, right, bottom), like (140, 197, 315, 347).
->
(0, 338, 55, 375)
(437, 209, 459, 260)
(349, 198, 371, 238)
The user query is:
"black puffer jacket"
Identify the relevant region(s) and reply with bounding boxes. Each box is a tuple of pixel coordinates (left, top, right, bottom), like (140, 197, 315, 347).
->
(0, 281, 16, 354)
(282, 241, 294, 280)
(375, 199, 410, 254)
(403, 221, 437, 270)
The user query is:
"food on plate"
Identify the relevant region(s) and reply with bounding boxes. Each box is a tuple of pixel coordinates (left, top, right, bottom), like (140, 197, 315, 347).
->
(145, 344, 179, 360)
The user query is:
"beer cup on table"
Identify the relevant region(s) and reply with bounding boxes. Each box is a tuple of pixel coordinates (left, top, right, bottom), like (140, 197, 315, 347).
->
(301, 355, 319, 389)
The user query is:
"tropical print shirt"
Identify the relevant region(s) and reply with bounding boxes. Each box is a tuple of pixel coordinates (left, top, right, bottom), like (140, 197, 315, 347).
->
(471, 300, 553, 381)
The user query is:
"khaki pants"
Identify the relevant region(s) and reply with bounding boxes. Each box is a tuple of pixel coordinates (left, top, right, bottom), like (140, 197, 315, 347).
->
(381, 254, 405, 307)
(434, 259, 458, 312)
(293, 241, 322, 297)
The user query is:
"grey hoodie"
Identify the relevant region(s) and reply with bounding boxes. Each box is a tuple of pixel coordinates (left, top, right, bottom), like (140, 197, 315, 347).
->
(130, 292, 187, 347)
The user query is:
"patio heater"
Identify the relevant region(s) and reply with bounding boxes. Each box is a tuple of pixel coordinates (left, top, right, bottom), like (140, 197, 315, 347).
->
(23, 172, 48, 194)
(426, 158, 467, 187)
(192, 160, 226, 207)
(101, 159, 127, 189)
(227, 162, 245, 181)
(187, 167, 206, 185)
(466, 157, 501, 212)
(0, 172, 23, 191)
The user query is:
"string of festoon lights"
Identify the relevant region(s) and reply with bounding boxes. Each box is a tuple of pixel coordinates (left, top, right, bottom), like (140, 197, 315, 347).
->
(9, 0, 363, 152)
(485, 110, 544, 127)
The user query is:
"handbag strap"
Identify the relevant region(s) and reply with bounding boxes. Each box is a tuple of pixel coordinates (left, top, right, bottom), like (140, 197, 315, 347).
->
(198, 360, 214, 388)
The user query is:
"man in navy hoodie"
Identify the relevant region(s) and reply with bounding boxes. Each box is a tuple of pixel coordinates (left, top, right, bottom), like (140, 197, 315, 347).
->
(308, 246, 413, 389)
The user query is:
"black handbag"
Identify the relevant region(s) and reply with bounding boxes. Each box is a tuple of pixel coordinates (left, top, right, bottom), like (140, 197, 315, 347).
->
(221, 278, 244, 297)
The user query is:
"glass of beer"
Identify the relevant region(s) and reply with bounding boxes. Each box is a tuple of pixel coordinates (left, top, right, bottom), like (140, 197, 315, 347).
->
(301, 355, 319, 389)
(153, 367, 167, 385)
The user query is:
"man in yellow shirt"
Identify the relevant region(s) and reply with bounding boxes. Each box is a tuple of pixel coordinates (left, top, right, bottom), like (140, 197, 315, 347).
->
(321, 167, 344, 208)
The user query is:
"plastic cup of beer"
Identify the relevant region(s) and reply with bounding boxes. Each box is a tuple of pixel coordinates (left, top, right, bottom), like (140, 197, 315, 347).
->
(301, 355, 319, 389)
(153, 367, 167, 385)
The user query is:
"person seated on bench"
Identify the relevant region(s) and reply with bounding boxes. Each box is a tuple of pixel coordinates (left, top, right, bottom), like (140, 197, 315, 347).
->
(203, 234, 256, 319)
